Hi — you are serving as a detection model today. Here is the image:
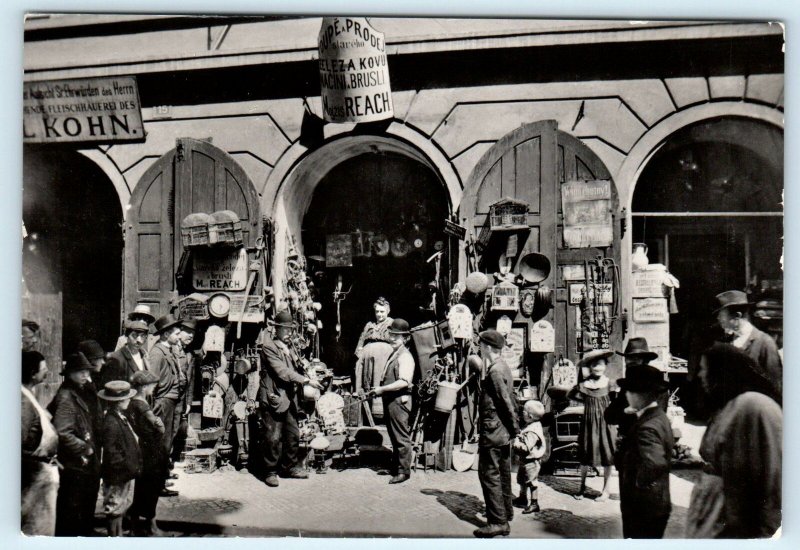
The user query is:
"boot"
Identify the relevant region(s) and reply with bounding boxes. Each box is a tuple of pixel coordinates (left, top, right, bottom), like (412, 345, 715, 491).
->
(512, 492, 528, 508)
(473, 522, 510, 538)
(107, 516, 124, 537)
(523, 500, 540, 514)
(142, 518, 165, 537)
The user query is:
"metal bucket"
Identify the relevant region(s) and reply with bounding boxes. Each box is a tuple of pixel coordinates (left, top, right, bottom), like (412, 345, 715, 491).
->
(434, 381, 462, 413)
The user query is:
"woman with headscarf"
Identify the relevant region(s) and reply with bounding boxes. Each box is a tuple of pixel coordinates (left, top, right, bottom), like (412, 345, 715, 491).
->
(686, 343, 782, 538)
(21, 350, 60, 536)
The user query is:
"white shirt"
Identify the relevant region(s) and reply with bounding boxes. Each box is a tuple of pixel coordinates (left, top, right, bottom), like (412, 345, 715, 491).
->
(131, 350, 144, 371)
(396, 350, 415, 385)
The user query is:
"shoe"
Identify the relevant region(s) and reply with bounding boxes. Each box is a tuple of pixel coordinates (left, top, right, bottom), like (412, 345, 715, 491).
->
(512, 495, 528, 508)
(160, 488, 179, 497)
(165, 481, 175, 488)
(376, 469, 391, 476)
(388, 473, 410, 484)
(280, 467, 309, 479)
(264, 474, 279, 487)
(473, 523, 510, 538)
(168, 472, 179, 480)
(523, 502, 540, 514)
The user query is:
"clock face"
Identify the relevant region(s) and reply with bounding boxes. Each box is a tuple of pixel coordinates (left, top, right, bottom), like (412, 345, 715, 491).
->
(208, 293, 231, 318)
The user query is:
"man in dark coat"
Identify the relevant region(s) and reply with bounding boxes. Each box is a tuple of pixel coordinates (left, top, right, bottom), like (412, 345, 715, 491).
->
(102, 320, 151, 387)
(474, 329, 519, 538)
(257, 310, 322, 487)
(615, 365, 674, 538)
(149, 314, 182, 497)
(715, 290, 782, 397)
(50, 352, 103, 536)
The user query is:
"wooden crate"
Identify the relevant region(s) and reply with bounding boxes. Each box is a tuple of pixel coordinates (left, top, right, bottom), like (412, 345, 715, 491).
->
(181, 213, 211, 248)
(208, 210, 244, 247)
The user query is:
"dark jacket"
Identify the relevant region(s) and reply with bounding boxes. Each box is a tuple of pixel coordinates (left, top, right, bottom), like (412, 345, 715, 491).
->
(50, 380, 102, 474)
(149, 342, 180, 401)
(617, 405, 674, 520)
(740, 326, 782, 397)
(478, 358, 519, 447)
(259, 336, 306, 413)
(101, 409, 143, 484)
(102, 346, 150, 388)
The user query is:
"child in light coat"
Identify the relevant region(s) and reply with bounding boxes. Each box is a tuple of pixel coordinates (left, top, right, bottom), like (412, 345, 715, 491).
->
(512, 399, 547, 514)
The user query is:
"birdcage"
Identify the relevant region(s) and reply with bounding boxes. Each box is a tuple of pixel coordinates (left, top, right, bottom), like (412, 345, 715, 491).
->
(180, 212, 211, 248)
(489, 198, 528, 230)
(184, 448, 218, 474)
(208, 210, 243, 246)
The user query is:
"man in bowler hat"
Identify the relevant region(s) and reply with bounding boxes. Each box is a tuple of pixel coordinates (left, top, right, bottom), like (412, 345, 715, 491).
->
(714, 290, 782, 396)
(474, 329, 519, 538)
(257, 310, 323, 487)
(615, 364, 674, 538)
(149, 314, 183, 496)
(371, 318, 415, 484)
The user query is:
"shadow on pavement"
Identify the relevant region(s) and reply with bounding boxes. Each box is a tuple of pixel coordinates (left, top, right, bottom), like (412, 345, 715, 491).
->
(534, 508, 621, 538)
(420, 488, 486, 528)
(539, 475, 615, 500)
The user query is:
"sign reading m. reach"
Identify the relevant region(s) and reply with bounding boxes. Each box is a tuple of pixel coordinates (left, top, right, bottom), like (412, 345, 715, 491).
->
(23, 76, 145, 144)
(318, 17, 393, 123)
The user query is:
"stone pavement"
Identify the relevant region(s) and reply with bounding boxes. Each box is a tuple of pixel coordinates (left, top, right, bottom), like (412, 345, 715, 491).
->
(146, 458, 698, 538)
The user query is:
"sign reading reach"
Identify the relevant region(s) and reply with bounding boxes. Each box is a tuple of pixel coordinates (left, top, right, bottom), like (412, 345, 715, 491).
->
(193, 248, 248, 291)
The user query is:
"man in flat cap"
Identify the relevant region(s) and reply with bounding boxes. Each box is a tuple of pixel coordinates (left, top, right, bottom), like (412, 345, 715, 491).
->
(714, 290, 782, 396)
(371, 318, 415, 485)
(103, 320, 151, 388)
(474, 329, 519, 538)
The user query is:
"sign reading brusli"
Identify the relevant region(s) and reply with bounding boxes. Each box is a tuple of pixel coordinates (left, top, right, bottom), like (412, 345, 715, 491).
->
(23, 76, 144, 144)
(318, 17, 393, 123)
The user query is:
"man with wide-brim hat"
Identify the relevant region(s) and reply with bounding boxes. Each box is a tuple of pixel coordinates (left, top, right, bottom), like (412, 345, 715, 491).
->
(257, 309, 323, 487)
(371, 319, 416, 485)
(78, 339, 107, 372)
(148, 314, 183, 496)
(714, 290, 782, 396)
(615, 337, 658, 366)
(615, 364, 673, 539)
(474, 328, 519, 538)
(171, 318, 200, 468)
(51, 352, 103, 536)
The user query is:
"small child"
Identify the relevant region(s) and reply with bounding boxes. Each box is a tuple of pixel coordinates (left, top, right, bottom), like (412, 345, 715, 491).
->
(512, 399, 547, 514)
(99, 380, 142, 536)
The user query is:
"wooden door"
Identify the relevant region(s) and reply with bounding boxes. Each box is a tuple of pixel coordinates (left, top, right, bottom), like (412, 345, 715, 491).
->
(125, 138, 261, 318)
(461, 121, 622, 394)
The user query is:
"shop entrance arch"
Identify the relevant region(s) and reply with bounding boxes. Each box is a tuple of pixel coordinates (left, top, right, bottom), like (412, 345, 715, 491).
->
(274, 135, 453, 375)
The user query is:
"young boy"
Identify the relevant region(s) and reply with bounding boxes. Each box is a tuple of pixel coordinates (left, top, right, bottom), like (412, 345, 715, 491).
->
(512, 399, 547, 514)
(99, 380, 142, 536)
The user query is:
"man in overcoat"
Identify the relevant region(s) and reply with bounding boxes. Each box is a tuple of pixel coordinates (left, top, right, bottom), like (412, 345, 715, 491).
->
(102, 319, 151, 387)
(474, 329, 519, 538)
(258, 310, 323, 487)
(50, 352, 103, 536)
(615, 364, 674, 538)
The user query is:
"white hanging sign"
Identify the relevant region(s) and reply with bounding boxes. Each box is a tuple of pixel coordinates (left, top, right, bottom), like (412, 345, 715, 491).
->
(318, 17, 393, 123)
(530, 320, 555, 353)
(447, 304, 473, 339)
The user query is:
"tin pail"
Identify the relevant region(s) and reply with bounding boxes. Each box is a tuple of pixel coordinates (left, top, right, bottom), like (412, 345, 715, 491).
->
(435, 381, 461, 413)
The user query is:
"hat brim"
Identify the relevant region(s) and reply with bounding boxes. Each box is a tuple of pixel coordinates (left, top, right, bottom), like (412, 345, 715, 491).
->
(98, 389, 137, 401)
(577, 349, 614, 367)
(713, 302, 751, 315)
(155, 319, 182, 334)
(615, 350, 659, 361)
(268, 320, 296, 328)
(129, 313, 156, 324)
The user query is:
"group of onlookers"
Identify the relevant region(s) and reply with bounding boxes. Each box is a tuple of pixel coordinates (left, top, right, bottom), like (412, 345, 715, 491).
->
(21, 307, 197, 537)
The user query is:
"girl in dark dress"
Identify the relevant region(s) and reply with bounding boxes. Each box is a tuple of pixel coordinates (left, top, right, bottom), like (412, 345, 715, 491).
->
(127, 370, 166, 536)
(568, 349, 617, 501)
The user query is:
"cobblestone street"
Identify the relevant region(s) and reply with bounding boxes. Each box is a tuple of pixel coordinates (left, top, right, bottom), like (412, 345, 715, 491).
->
(135, 459, 698, 538)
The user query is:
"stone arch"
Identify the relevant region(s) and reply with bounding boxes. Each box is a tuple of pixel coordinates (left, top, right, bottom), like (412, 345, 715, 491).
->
(77, 148, 131, 213)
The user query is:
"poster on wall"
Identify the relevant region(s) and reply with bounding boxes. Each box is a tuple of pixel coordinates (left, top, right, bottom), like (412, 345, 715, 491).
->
(318, 17, 393, 123)
(561, 180, 613, 248)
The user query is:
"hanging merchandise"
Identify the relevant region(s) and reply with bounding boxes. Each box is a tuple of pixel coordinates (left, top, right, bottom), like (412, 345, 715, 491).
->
(371, 233, 390, 256)
(326, 233, 354, 267)
(465, 271, 489, 294)
(447, 304, 473, 339)
(551, 357, 578, 389)
(578, 255, 620, 352)
(490, 280, 520, 311)
(181, 212, 212, 248)
(530, 319, 555, 353)
(631, 243, 650, 271)
(208, 293, 231, 318)
(495, 315, 513, 335)
(518, 253, 551, 285)
(202, 391, 224, 419)
(390, 236, 410, 257)
(207, 210, 244, 247)
(353, 230, 373, 257)
(202, 325, 226, 353)
(177, 293, 211, 320)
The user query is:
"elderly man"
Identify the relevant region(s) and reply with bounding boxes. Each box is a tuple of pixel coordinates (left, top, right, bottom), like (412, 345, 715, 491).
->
(149, 314, 183, 496)
(714, 290, 782, 397)
(355, 297, 393, 358)
(372, 319, 415, 484)
(258, 310, 323, 487)
(474, 329, 519, 538)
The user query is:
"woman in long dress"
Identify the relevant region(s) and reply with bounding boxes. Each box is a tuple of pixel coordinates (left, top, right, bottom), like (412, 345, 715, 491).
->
(568, 349, 617, 501)
(686, 343, 781, 538)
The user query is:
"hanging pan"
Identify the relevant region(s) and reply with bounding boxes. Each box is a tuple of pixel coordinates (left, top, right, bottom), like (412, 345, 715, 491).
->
(519, 252, 552, 285)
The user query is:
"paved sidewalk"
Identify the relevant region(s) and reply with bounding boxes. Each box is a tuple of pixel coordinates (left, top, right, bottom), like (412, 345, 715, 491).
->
(150, 461, 696, 538)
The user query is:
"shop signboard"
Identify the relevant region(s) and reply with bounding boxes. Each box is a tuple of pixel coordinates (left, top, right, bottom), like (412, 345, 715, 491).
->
(443, 219, 467, 240)
(318, 17, 393, 123)
(568, 283, 613, 305)
(632, 297, 669, 323)
(23, 76, 144, 144)
(561, 264, 586, 281)
(561, 180, 613, 248)
(228, 295, 266, 324)
(192, 248, 249, 291)
(500, 326, 526, 369)
(632, 270, 667, 298)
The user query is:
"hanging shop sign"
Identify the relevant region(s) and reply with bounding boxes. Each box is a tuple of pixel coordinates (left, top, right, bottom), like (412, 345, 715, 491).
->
(632, 270, 668, 298)
(23, 76, 144, 144)
(318, 17, 393, 123)
(228, 295, 266, 324)
(568, 282, 613, 305)
(192, 248, 249, 291)
(500, 326, 527, 370)
(443, 219, 467, 240)
(561, 180, 613, 248)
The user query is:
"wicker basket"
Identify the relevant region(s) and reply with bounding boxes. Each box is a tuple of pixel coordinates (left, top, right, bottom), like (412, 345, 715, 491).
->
(208, 210, 243, 247)
(195, 426, 223, 442)
(181, 212, 211, 248)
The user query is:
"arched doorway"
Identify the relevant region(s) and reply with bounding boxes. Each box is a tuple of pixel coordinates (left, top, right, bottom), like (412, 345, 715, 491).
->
(301, 149, 451, 375)
(631, 117, 783, 364)
(23, 145, 123, 386)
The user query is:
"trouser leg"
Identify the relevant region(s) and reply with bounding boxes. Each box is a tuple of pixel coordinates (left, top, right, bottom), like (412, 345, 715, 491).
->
(261, 408, 285, 475)
(479, 445, 509, 525)
(154, 398, 178, 457)
(56, 470, 99, 537)
(171, 402, 188, 462)
(499, 444, 513, 521)
(281, 404, 301, 471)
(386, 398, 412, 475)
